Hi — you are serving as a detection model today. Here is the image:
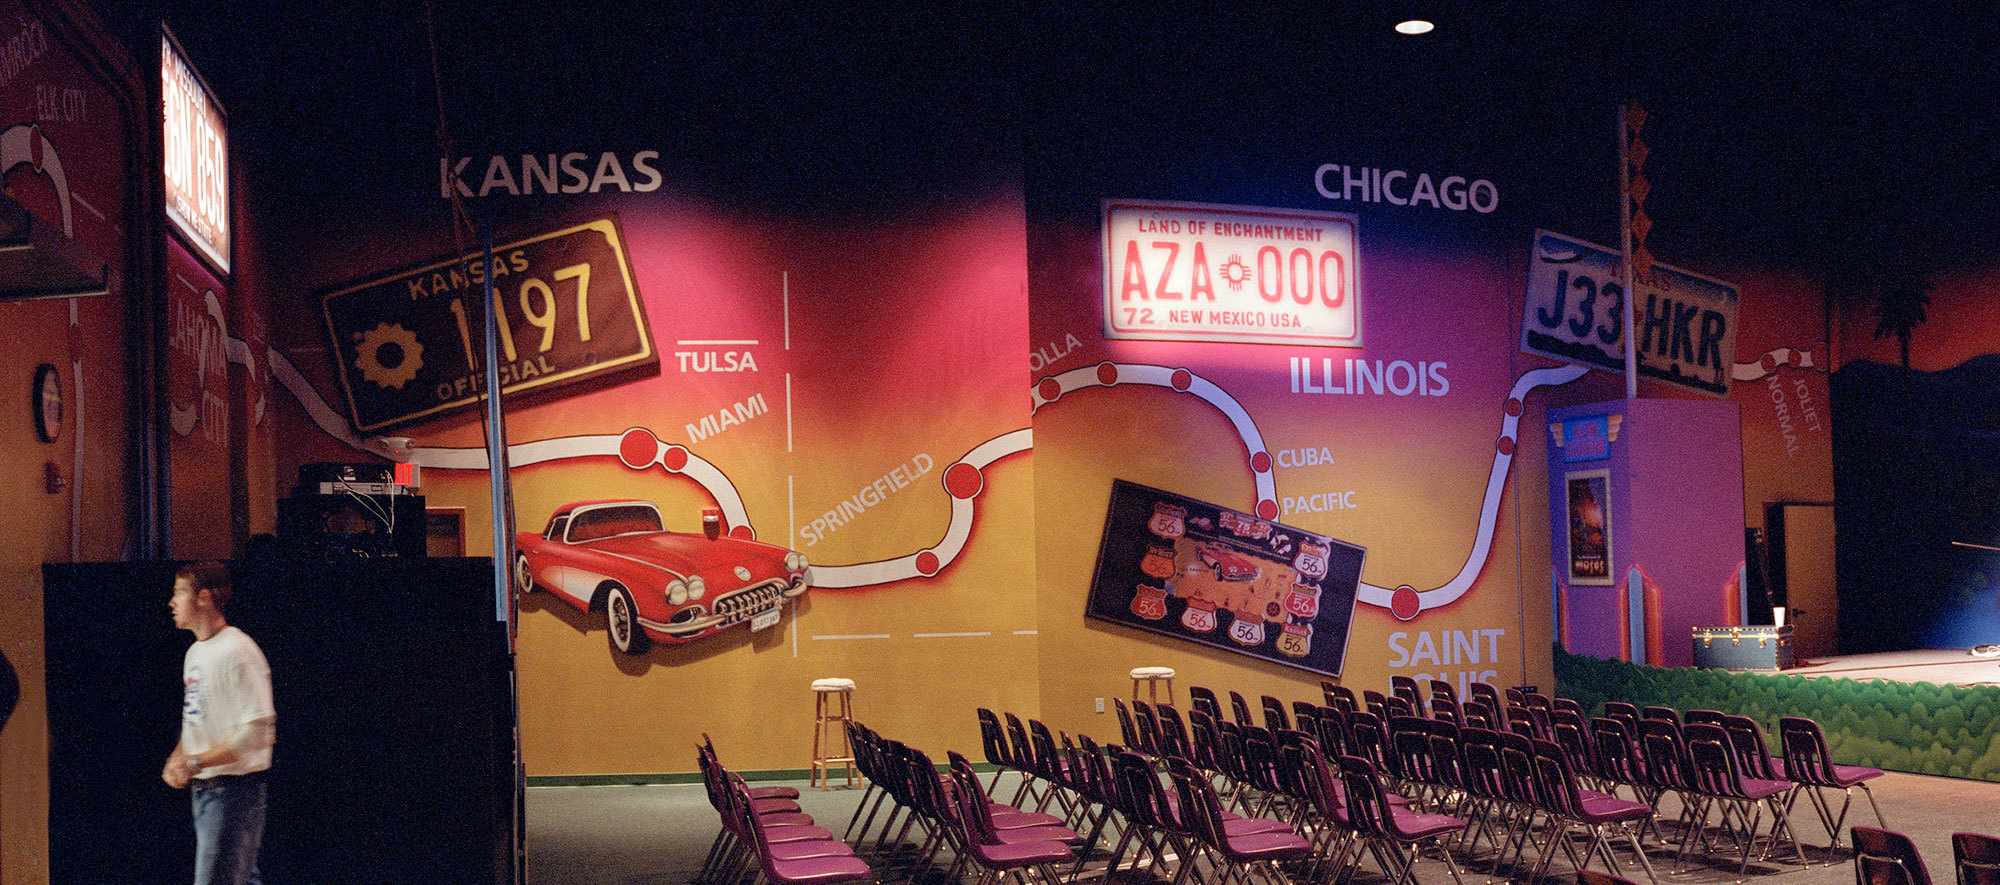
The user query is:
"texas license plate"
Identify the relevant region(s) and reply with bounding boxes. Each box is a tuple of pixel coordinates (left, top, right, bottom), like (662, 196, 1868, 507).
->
(750, 607, 782, 632)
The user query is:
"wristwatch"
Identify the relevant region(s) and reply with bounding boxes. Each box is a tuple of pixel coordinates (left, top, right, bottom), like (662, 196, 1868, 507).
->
(187, 755, 203, 774)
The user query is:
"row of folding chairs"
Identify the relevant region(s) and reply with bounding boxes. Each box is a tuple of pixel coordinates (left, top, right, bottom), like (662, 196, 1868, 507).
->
(1225, 675, 1891, 867)
(1011, 695, 1656, 885)
(983, 705, 1461, 885)
(1287, 708, 1656, 885)
(1577, 704, 1888, 866)
(1178, 679, 1565, 742)
(1854, 826, 2000, 885)
(847, 718, 1077, 885)
(1151, 679, 1896, 882)
(696, 736, 874, 885)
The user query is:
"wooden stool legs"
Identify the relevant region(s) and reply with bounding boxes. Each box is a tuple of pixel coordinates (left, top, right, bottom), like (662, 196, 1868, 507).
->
(810, 683, 855, 789)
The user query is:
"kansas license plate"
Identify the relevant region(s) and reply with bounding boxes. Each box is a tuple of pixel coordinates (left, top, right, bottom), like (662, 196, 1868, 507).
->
(750, 607, 782, 632)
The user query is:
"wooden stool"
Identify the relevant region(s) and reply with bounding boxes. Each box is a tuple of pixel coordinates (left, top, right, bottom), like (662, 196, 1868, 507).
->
(1129, 666, 1175, 705)
(809, 678, 856, 789)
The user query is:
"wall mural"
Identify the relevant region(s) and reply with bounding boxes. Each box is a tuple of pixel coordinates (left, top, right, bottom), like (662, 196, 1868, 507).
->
(241, 126, 1838, 775)
(237, 193, 1837, 666)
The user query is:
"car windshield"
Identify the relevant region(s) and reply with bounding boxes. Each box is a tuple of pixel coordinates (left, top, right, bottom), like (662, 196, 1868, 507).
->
(566, 505, 664, 542)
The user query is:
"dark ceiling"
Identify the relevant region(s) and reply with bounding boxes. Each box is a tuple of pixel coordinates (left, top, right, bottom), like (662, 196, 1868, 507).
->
(101, 0, 2000, 283)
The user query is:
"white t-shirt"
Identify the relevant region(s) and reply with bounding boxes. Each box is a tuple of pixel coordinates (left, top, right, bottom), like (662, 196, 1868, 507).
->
(182, 625, 275, 777)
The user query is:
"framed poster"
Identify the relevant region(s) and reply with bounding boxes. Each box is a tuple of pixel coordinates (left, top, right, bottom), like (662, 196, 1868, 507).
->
(1085, 479, 1364, 677)
(1565, 469, 1613, 585)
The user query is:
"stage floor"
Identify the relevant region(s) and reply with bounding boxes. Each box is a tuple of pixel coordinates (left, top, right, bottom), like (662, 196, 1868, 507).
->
(1787, 647, 2000, 687)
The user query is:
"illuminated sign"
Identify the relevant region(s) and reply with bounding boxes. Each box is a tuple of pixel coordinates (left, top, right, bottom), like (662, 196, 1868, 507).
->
(320, 216, 657, 432)
(1522, 230, 1739, 396)
(162, 29, 229, 274)
(1561, 416, 1611, 462)
(1103, 199, 1360, 347)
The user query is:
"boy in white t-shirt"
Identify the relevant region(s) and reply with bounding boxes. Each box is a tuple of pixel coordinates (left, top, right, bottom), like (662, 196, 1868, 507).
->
(163, 562, 275, 885)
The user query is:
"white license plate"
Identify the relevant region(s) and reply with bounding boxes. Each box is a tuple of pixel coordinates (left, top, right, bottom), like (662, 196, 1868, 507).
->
(750, 607, 782, 632)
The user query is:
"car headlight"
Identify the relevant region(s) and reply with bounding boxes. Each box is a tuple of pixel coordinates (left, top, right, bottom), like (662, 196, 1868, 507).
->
(667, 579, 688, 606)
(785, 551, 808, 572)
(686, 575, 705, 600)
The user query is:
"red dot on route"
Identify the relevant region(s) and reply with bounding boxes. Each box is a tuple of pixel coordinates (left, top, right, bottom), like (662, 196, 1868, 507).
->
(1788, 349, 1803, 367)
(729, 525, 754, 540)
(1251, 451, 1272, 473)
(1762, 354, 1778, 372)
(1038, 378, 1062, 402)
(1171, 369, 1193, 391)
(618, 427, 659, 469)
(1497, 437, 1515, 456)
(1505, 398, 1523, 417)
(1096, 362, 1119, 385)
(944, 462, 984, 499)
(1391, 585, 1421, 621)
(1256, 499, 1278, 520)
(662, 445, 689, 472)
(915, 551, 941, 576)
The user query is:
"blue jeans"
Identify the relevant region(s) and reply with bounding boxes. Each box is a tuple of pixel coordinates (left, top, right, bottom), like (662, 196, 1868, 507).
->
(190, 772, 266, 885)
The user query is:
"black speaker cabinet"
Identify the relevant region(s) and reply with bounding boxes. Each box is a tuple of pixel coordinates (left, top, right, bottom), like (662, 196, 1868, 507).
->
(277, 492, 426, 558)
(44, 558, 514, 885)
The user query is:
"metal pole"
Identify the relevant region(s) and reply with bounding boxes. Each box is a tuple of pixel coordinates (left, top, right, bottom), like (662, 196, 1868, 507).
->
(482, 225, 514, 624)
(1618, 104, 1640, 400)
(478, 222, 525, 885)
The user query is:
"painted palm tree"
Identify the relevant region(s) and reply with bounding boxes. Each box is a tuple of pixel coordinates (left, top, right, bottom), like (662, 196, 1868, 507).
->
(1874, 273, 1931, 369)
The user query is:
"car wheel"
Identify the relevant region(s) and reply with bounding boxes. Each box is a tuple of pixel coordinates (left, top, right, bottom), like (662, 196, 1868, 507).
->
(605, 585, 650, 655)
(514, 553, 537, 595)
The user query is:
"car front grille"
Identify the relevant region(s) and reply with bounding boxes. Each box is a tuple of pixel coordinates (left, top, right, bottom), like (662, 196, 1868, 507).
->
(712, 580, 788, 622)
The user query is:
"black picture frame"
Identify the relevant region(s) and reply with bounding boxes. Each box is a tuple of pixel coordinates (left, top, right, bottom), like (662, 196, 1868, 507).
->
(1084, 479, 1364, 677)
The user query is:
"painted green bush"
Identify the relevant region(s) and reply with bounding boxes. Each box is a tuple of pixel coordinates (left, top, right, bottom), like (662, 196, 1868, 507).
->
(1553, 644, 2000, 782)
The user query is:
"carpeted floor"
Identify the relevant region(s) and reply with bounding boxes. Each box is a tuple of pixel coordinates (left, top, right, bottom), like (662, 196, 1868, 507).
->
(527, 766, 2000, 884)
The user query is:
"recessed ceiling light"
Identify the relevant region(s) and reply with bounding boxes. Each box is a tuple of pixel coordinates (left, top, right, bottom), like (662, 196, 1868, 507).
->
(1395, 19, 1435, 35)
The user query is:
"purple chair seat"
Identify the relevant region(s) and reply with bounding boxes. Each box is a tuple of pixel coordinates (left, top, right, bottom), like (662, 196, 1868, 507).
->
(1329, 780, 1410, 807)
(1386, 807, 1466, 841)
(1829, 762, 1885, 786)
(1222, 815, 1295, 837)
(987, 806, 1065, 829)
(1217, 828, 1314, 860)
(755, 811, 818, 827)
(968, 836, 1073, 867)
(747, 784, 803, 800)
(1160, 792, 1292, 834)
(750, 795, 803, 814)
(988, 823, 1082, 845)
(1579, 792, 1653, 821)
(761, 823, 837, 843)
(1740, 776, 1790, 801)
(762, 852, 872, 885)
(765, 838, 857, 862)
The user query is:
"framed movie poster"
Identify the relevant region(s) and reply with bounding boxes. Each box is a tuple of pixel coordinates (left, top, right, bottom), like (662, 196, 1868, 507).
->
(1085, 479, 1364, 677)
(1566, 469, 1613, 585)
